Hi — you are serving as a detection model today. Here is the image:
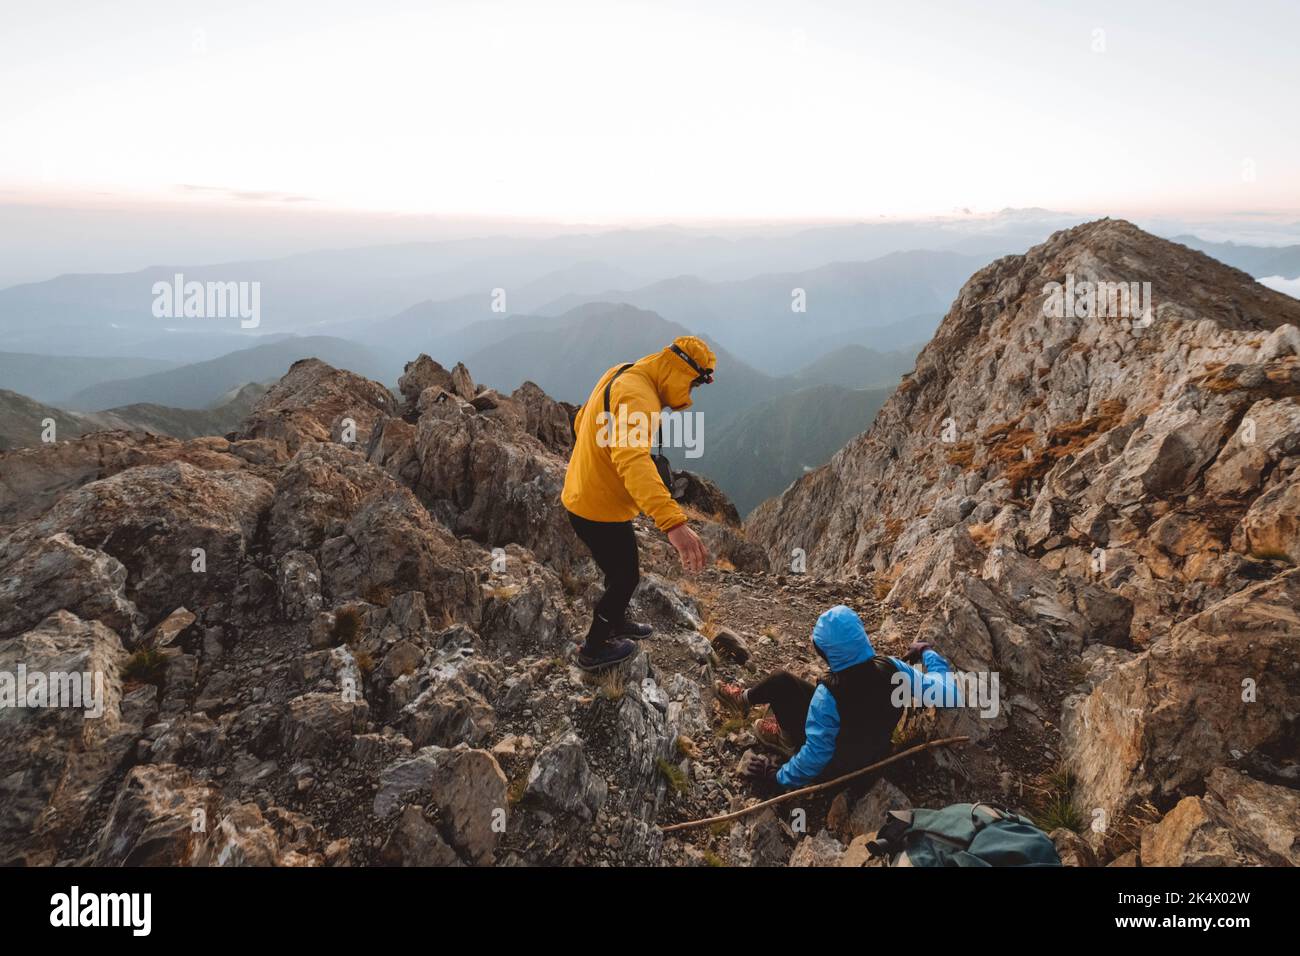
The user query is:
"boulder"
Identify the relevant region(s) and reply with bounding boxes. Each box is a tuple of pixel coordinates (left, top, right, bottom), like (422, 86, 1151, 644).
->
(239, 358, 396, 452)
(1063, 569, 1300, 818)
(23, 461, 273, 622)
(788, 829, 845, 867)
(0, 532, 143, 641)
(89, 764, 220, 866)
(0, 611, 144, 865)
(525, 731, 607, 822)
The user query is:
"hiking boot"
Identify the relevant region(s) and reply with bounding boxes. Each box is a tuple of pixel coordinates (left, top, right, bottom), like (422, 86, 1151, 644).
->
(576, 638, 637, 672)
(715, 681, 748, 714)
(613, 618, 654, 639)
(753, 716, 786, 750)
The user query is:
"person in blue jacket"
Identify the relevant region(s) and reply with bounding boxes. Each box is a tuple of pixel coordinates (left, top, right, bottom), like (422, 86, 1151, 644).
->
(717, 604, 961, 789)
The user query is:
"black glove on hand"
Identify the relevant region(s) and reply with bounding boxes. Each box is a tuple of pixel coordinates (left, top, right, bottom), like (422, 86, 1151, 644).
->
(739, 751, 780, 787)
(904, 640, 933, 664)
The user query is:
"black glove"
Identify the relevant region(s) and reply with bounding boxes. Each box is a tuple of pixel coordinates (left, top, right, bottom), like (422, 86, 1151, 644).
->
(904, 641, 933, 664)
(739, 751, 780, 787)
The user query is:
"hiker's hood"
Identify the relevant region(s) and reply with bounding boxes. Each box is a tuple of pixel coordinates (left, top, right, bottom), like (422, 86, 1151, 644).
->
(631, 335, 717, 411)
(812, 605, 876, 672)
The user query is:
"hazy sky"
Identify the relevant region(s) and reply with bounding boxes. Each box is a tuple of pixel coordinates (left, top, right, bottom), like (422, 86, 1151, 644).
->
(2, 0, 1298, 222)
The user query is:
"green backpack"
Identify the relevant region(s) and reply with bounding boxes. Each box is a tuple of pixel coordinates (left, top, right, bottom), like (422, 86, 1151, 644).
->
(867, 803, 1062, 867)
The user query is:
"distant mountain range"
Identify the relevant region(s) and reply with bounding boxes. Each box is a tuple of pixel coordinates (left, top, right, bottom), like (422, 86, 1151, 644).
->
(63, 336, 385, 410)
(0, 351, 180, 405)
(0, 212, 1078, 361)
(1170, 235, 1300, 279)
(535, 251, 976, 371)
(0, 383, 266, 452)
(671, 383, 894, 515)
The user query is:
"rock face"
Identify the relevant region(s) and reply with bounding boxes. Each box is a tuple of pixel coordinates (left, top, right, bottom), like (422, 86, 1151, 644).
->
(1140, 768, 1300, 866)
(0, 348, 751, 868)
(240, 357, 397, 452)
(3, 221, 1295, 868)
(526, 732, 607, 822)
(0, 611, 143, 865)
(749, 220, 1300, 852)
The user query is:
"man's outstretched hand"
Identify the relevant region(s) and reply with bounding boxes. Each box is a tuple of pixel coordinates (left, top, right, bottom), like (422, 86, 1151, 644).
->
(667, 523, 710, 573)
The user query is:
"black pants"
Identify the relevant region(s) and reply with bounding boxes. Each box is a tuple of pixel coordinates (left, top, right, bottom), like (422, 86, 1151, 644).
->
(747, 670, 815, 748)
(567, 511, 639, 647)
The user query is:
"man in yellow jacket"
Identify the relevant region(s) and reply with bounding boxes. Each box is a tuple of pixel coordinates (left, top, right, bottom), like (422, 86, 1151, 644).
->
(562, 336, 715, 670)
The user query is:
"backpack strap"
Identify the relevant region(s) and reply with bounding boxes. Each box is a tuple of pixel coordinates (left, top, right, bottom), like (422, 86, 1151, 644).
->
(602, 363, 635, 419)
(603, 363, 666, 454)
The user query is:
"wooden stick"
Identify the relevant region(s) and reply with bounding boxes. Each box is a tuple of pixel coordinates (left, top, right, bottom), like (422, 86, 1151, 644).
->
(660, 735, 970, 834)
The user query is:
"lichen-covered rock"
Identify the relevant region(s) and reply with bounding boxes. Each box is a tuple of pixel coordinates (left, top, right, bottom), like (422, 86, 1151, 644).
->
(239, 357, 396, 452)
(1063, 569, 1300, 819)
(0, 611, 145, 865)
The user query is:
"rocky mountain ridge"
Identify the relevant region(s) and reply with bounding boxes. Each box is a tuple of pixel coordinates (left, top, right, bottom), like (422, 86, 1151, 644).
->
(2, 219, 1296, 867)
(749, 220, 1300, 861)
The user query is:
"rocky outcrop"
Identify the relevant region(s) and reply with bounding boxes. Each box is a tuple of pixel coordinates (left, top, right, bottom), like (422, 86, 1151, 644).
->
(1140, 768, 1300, 866)
(240, 357, 397, 453)
(0, 611, 146, 865)
(749, 220, 1300, 856)
(1063, 569, 1300, 820)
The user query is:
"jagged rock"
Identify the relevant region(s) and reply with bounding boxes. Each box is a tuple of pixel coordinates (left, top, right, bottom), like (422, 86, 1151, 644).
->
(281, 692, 369, 757)
(397, 355, 457, 412)
(0, 430, 248, 526)
(239, 358, 396, 452)
(390, 626, 497, 747)
(479, 551, 574, 654)
(672, 470, 741, 526)
(1063, 569, 1300, 819)
(1233, 470, 1300, 564)
(847, 778, 912, 838)
(367, 395, 578, 567)
(526, 731, 607, 822)
(0, 531, 143, 641)
(317, 483, 481, 618)
(1138, 767, 1300, 868)
(1050, 828, 1098, 867)
(380, 805, 462, 866)
(277, 550, 323, 621)
(197, 802, 335, 867)
(145, 606, 197, 649)
(694, 518, 771, 573)
(788, 829, 845, 867)
(510, 380, 576, 454)
(90, 764, 220, 866)
(449, 362, 476, 400)
(425, 746, 508, 865)
(20, 460, 273, 623)
(632, 573, 703, 630)
(727, 808, 792, 866)
(749, 221, 1300, 575)
(1203, 397, 1300, 498)
(0, 611, 146, 865)
(373, 745, 508, 865)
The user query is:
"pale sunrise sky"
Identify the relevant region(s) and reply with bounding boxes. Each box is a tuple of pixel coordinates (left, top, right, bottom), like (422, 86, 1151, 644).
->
(2, 0, 1298, 221)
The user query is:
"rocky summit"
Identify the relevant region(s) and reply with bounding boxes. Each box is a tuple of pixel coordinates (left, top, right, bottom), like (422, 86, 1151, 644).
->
(1, 220, 1297, 868)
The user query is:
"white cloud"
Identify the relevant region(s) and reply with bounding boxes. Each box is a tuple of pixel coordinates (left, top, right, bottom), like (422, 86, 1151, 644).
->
(1259, 276, 1300, 300)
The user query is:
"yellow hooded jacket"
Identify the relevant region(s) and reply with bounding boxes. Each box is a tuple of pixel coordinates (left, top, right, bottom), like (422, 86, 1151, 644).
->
(562, 336, 717, 532)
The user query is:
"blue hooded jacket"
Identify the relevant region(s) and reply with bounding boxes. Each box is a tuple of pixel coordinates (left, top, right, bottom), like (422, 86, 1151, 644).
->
(776, 605, 960, 788)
